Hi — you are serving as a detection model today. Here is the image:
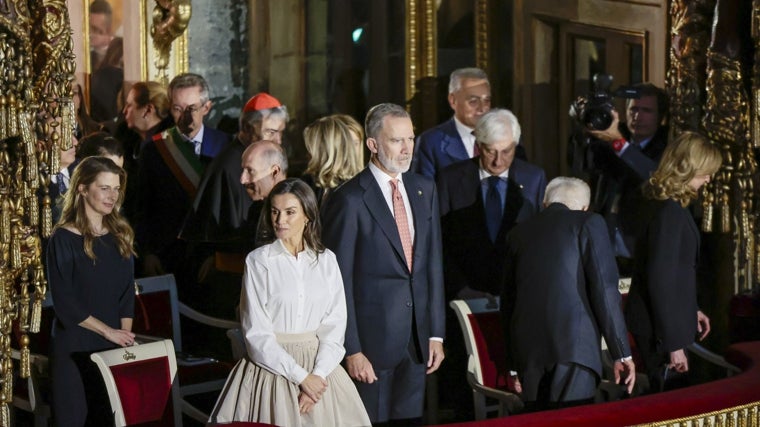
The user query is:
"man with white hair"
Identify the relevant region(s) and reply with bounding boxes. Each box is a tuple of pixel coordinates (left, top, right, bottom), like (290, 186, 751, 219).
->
(501, 176, 636, 411)
(436, 108, 545, 418)
(437, 108, 546, 301)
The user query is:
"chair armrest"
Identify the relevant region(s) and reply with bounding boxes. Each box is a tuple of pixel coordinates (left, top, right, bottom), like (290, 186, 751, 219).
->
(465, 370, 523, 414)
(688, 343, 741, 375)
(178, 302, 240, 329)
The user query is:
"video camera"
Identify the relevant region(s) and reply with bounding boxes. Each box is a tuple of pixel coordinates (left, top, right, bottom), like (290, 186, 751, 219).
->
(570, 73, 640, 131)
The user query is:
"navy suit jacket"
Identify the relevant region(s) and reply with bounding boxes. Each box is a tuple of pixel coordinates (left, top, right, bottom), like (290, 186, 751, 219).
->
(437, 157, 546, 298)
(321, 167, 446, 370)
(501, 203, 631, 376)
(136, 126, 229, 262)
(414, 118, 468, 179)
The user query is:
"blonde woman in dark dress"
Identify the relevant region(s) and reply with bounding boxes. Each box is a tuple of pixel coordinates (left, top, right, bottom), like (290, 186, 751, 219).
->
(47, 156, 136, 426)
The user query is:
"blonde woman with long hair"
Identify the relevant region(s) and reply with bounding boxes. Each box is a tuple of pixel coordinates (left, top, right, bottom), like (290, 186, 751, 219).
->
(624, 131, 722, 393)
(47, 156, 137, 426)
(301, 114, 364, 206)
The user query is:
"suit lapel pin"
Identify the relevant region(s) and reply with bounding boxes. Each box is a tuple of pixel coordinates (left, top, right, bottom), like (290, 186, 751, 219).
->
(418, 190, 423, 196)
(519, 184, 524, 189)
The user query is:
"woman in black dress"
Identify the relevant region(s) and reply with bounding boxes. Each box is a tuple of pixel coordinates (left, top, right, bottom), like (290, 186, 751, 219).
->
(625, 131, 722, 392)
(47, 156, 137, 426)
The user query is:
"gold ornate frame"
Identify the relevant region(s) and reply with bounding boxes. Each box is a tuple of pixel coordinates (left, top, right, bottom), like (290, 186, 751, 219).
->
(81, 0, 189, 86)
(138, 0, 189, 84)
(405, 0, 437, 104)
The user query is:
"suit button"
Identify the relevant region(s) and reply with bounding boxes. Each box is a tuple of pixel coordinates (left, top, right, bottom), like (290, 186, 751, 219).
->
(406, 301, 412, 307)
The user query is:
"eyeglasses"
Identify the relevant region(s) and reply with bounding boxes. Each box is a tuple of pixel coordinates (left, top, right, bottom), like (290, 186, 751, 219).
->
(171, 103, 205, 115)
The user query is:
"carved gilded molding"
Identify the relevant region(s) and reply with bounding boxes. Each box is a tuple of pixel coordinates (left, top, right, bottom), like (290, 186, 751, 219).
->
(666, 0, 714, 135)
(405, 0, 437, 106)
(139, 0, 190, 85)
(0, 0, 70, 420)
(405, 0, 418, 104)
(475, 0, 488, 71)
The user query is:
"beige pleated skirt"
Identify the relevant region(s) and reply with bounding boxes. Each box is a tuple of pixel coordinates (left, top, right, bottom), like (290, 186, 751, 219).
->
(209, 331, 371, 427)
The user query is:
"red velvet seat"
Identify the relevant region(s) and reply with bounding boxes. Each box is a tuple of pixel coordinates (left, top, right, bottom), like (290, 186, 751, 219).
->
(133, 274, 240, 424)
(90, 339, 179, 426)
(450, 298, 523, 420)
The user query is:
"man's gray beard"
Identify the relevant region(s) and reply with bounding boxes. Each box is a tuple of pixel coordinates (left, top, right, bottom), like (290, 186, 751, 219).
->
(378, 151, 411, 174)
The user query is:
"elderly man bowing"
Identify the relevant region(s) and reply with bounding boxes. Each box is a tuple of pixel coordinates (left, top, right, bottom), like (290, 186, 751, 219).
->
(322, 103, 445, 426)
(501, 177, 636, 411)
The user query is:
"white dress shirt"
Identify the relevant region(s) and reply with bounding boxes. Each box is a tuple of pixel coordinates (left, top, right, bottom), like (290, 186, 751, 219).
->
(454, 117, 477, 157)
(241, 240, 348, 384)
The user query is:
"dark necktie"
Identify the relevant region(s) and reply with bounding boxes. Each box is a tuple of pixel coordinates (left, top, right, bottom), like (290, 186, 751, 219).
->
(56, 172, 68, 195)
(485, 176, 503, 242)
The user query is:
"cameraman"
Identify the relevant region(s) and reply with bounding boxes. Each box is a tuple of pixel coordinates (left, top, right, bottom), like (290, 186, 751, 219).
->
(583, 82, 669, 273)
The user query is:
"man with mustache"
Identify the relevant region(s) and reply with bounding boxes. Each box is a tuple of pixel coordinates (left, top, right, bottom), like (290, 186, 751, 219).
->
(322, 103, 445, 426)
(136, 73, 229, 277)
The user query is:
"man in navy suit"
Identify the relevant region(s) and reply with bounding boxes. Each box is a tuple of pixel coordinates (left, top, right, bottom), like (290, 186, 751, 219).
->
(502, 177, 635, 410)
(436, 108, 545, 417)
(414, 67, 491, 180)
(136, 72, 229, 277)
(322, 103, 445, 425)
(437, 108, 546, 301)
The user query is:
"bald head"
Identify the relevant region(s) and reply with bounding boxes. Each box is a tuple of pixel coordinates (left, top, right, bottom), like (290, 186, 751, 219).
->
(240, 140, 288, 200)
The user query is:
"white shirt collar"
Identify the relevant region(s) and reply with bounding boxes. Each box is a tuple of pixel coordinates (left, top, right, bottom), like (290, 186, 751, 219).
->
(453, 117, 477, 157)
(269, 238, 317, 260)
(478, 167, 509, 181)
(185, 124, 205, 144)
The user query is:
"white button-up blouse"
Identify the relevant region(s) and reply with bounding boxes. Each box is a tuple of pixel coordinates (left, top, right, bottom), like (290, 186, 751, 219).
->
(241, 239, 348, 385)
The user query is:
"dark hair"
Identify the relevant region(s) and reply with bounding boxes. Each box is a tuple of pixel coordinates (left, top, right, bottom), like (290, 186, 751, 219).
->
(256, 178, 324, 254)
(130, 81, 170, 119)
(57, 156, 135, 260)
(77, 132, 124, 159)
(89, 0, 112, 15)
(627, 82, 669, 123)
(102, 37, 123, 69)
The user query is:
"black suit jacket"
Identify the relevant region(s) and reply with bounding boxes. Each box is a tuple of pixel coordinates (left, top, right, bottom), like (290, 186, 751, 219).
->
(321, 167, 445, 370)
(501, 203, 631, 376)
(136, 126, 229, 264)
(625, 198, 700, 358)
(585, 127, 668, 254)
(437, 157, 546, 298)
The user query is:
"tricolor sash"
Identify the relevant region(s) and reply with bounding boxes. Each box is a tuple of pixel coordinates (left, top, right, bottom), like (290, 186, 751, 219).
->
(153, 127, 203, 198)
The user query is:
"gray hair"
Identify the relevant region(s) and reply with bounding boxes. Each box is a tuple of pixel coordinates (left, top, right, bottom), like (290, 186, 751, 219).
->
(449, 67, 489, 94)
(543, 177, 590, 210)
(239, 106, 290, 136)
(474, 108, 521, 146)
(168, 73, 210, 103)
(364, 103, 410, 139)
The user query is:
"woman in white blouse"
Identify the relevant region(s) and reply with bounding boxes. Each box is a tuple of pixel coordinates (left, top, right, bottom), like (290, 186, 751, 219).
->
(210, 178, 370, 426)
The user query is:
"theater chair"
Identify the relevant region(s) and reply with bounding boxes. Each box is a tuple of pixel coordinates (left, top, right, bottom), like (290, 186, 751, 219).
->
(90, 339, 179, 426)
(133, 274, 240, 423)
(450, 297, 523, 420)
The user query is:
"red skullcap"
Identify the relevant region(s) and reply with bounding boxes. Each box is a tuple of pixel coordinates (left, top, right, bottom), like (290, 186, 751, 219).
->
(243, 93, 282, 112)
